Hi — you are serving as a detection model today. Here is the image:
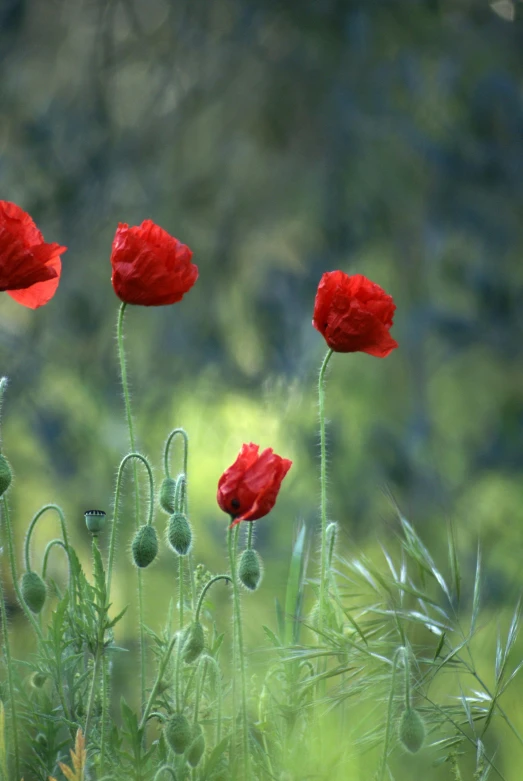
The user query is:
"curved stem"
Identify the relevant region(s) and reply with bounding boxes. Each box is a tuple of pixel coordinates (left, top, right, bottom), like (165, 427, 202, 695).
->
(117, 302, 146, 710)
(318, 348, 333, 629)
(41, 539, 71, 580)
(195, 575, 231, 622)
(228, 525, 250, 780)
(24, 504, 69, 572)
(106, 452, 154, 597)
(164, 428, 189, 479)
(403, 646, 411, 708)
(247, 522, 254, 550)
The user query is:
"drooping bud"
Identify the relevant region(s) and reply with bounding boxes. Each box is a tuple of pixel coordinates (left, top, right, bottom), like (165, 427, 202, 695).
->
(131, 525, 158, 568)
(159, 477, 177, 514)
(238, 548, 262, 591)
(399, 708, 426, 754)
(164, 712, 192, 755)
(84, 509, 106, 535)
(167, 512, 192, 556)
(187, 723, 205, 767)
(0, 455, 12, 497)
(20, 571, 47, 613)
(182, 621, 205, 664)
(31, 672, 47, 688)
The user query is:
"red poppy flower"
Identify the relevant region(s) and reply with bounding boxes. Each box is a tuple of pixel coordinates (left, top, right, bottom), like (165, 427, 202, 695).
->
(0, 201, 66, 309)
(110, 219, 198, 306)
(217, 443, 292, 527)
(313, 271, 398, 357)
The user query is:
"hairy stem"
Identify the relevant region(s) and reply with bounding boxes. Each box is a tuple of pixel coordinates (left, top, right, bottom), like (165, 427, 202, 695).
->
(139, 633, 177, 731)
(117, 302, 146, 710)
(164, 428, 189, 479)
(318, 348, 333, 630)
(195, 575, 231, 622)
(228, 525, 250, 780)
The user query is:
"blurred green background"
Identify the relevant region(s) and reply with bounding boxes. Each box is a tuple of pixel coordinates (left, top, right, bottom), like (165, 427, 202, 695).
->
(2, 0, 523, 774)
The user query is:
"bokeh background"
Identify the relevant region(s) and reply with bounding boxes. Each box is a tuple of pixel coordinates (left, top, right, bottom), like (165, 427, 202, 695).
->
(2, 0, 523, 773)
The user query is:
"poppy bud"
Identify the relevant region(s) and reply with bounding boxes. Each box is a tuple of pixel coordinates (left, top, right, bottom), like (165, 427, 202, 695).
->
(31, 672, 47, 688)
(238, 548, 262, 591)
(20, 571, 47, 613)
(84, 509, 106, 535)
(131, 525, 158, 568)
(0, 455, 12, 496)
(182, 621, 205, 664)
(167, 512, 192, 556)
(159, 477, 177, 515)
(398, 708, 425, 754)
(164, 712, 192, 754)
(187, 723, 205, 767)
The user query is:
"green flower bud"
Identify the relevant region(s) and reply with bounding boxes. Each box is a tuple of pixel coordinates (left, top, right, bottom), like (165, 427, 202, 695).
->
(84, 509, 106, 535)
(399, 708, 425, 754)
(159, 477, 177, 514)
(187, 723, 205, 767)
(132, 525, 158, 568)
(238, 548, 262, 591)
(164, 712, 192, 755)
(182, 621, 205, 664)
(20, 571, 46, 613)
(31, 672, 47, 688)
(0, 455, 12, 497)
(167, 513, 192, 556)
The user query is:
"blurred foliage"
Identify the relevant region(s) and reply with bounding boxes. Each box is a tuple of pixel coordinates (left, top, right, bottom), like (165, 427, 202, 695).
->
(2, 0, 523, 766)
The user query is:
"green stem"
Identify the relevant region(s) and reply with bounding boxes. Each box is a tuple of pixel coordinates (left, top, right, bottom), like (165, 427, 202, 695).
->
(164, 428, 189, 479)
(200, 655, 222, 744)
(195, 575, 231, 622)
(0, 541, 20, 778)
(139, 633, 178, 731)
(24, 505, 74, 596)
(193, 656, 207, 723)
(246, 522, 254, 550)
(84, 537, 104, 744)
(228, 525, 250, 780)
(117, 302, 146, 710)
(378, 648, 403, 781)
(0, 378, 19, 779)
(179, 555, 184, 632)
(100, 653, 108, 773)
(318, 348, 333, 629)
(41, 539, 71, 580)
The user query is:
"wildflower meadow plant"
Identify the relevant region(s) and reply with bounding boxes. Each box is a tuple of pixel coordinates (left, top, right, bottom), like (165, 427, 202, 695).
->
(0, 201, 522, 781)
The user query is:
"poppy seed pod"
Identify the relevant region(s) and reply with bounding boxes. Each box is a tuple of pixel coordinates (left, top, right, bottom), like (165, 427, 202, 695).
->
(399, 708, 426, 754)
(238, 548, 262, 591)
(167, 512, 192, 556)
(20, 571, 47, 613)
(187, 723, 205, 767)
(164, 712, 192, 755)
(0, 454, 12, 496)
(182, 621, 205, 664)
(131, 524, 158, 568)
(159, 477, 177, 515)
(84, 509, 106, 535)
